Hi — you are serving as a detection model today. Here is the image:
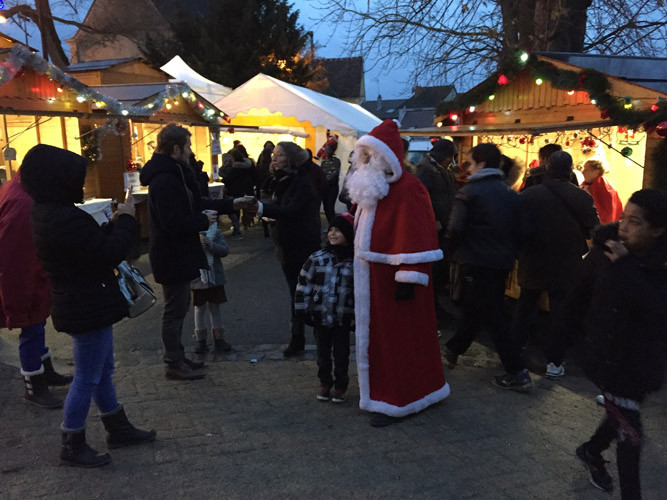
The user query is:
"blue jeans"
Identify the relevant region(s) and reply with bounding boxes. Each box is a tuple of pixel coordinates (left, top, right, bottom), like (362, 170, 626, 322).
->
(62, 326, 119, 432)
(19, 322, 49, 374)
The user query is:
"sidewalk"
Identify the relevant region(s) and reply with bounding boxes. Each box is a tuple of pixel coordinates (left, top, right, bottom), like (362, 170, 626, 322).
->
(2, 349, 666, 499)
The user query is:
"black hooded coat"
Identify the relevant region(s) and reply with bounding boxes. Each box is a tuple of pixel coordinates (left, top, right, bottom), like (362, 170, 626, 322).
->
(21, 145, 139, 334)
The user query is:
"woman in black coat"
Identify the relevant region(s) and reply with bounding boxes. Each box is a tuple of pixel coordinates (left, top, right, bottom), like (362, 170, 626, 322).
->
(20, 145, 155, 468)
(260, 142, 322, 356)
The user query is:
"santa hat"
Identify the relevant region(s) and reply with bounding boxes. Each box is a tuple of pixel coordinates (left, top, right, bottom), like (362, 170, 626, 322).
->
(355, 119, 404, 182)
(330, 212, 355, 244)
(316, 131, 339, 160)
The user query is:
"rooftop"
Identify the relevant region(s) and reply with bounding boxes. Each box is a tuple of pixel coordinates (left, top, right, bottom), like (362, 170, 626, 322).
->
(402, 85, 456, 109)
(360, 97, 406, 120)
(65, 58, 141, 72)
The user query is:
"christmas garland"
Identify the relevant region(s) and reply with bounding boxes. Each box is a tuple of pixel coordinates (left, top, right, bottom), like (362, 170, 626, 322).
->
(0, 44, 229, 127)
(436, 51, 667, 130)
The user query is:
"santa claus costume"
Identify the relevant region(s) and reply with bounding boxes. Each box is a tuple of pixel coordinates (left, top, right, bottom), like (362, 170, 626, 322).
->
(348, 119, 450, 420)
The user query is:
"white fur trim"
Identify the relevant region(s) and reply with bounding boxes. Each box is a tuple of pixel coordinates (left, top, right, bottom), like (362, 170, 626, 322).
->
(395, 270, 429, 286)
(21, 365, 45, 377)
(357, 248, 443, 265)
(356, 134, 402, 183)
(360, 383, 451, 418)
(40, 348, 51, 361)
(354, 205, 449, 418)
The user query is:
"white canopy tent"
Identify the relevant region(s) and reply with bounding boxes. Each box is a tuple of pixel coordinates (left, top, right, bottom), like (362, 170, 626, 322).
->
(214, 73, 381, 137)
(160, 55, 232, 104)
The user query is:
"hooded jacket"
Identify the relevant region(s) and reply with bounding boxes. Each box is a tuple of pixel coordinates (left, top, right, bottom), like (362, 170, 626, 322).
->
(21, 145, 139, 334)
(578, 224, 667, 401)
(140, 153, 233, 285)
(0, 174, 51, 328)
(222, 157, 256, 198)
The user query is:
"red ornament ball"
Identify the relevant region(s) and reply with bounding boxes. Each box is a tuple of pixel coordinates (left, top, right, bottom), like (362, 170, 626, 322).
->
(519, 137, 526, 144)
(497, 74, 508, 85)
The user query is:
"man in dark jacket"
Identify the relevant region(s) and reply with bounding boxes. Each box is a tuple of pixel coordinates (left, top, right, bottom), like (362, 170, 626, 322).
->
(414, 139, 457, 321)
(495, 151, 599, 391)
(444, 143, 520, 378)
(140, 123, 251, 381)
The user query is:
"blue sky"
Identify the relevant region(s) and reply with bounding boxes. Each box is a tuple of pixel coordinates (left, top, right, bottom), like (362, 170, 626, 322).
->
(0, 0, 408, 99)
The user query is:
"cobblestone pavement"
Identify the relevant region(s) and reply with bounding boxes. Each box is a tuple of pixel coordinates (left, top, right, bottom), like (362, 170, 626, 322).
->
(1, 225, 666, 499)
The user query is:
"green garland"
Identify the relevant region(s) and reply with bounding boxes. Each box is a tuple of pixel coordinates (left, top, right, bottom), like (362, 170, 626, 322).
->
(436, 52, 667, 129)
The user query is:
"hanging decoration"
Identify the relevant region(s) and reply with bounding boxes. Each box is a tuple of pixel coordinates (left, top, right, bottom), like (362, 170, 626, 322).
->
(436, 50, 667, 129)
(80, 126, 102, 164)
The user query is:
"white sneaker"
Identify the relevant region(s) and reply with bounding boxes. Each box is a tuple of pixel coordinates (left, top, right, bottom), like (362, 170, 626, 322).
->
(596, 394, 605, 406)
(545, 362, 565, 379)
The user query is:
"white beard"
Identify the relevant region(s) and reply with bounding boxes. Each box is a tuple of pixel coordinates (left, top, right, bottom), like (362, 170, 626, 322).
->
(347, 155, 390, 209)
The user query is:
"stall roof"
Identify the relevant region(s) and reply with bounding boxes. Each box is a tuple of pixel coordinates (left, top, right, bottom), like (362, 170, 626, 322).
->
(160, 55, 232, 103)
(91, 82, 171, 106)
(402, 120, 611, 137)
(537, 52, 667, 94)
(214, 73, 381, 136)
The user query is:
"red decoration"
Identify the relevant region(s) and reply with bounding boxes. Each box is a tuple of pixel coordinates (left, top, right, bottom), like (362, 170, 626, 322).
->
(449, 113, 459, 122)
(497, 74, 508, 85)
(656, 121, 667, 138)
(227, 127, 235, 134)
(650, 104, 659, 112)
(600, 107, 609, 119)
(197, 101, 204, 109)
(577, 72, 587, 90)
(519, 137, 526, 144)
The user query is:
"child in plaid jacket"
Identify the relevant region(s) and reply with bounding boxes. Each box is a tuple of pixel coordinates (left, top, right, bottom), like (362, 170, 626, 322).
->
(295, 213, 354, 403)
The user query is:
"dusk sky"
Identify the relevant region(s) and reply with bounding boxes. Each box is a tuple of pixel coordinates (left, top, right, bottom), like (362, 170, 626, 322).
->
(0, 0, 412, 100)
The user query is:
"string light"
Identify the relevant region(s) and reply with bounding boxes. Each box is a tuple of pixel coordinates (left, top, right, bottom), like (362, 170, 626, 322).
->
(436, 121, 443, 127)
(535, 78, 543, 86)
(468, 106, 476, 112)
(519, 52, 529, 63)
(488, 94, 495, 101)
(449, 113, 459, 122)
(121, 109, 129, 116)
(567, 90, 575, 96)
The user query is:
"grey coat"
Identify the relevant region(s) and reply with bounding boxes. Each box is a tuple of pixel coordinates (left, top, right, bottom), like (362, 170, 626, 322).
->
(191, 229, 229, 289)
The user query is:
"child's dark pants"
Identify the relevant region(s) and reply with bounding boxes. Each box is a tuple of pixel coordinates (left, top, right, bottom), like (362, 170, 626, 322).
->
(314, 325, 350, 391)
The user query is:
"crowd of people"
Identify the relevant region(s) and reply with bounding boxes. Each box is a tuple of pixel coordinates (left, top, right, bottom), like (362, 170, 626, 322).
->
(0, 119, 665, 499)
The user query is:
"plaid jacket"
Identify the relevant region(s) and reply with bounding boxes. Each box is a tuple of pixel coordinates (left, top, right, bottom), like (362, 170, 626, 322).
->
(295, 248, 354, 328)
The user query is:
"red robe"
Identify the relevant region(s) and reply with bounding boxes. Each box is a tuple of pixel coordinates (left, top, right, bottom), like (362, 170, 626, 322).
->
(583, 176, 623, 225)
(354, 171, 449, 417)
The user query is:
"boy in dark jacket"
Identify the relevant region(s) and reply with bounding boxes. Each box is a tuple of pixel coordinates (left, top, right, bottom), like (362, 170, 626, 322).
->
(575, 189, 667, 498)
(295, 213, 355, 403)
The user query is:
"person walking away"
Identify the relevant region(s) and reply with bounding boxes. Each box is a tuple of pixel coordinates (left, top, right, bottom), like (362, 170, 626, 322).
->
(254, 142, 321, 357)
(0, 173, 72, 409)
(191, 217, 232, 354)
(21, 144, 155, 467)
(295, 213, 355, 403)
(522, 144, 562, 190)
(223, 149, 255, 238)
(575, 189, 667, 498)
(443, 143, 521, 379)
(414, 139, 458, 324)
(493, 151, 599, 391)
(140, 123, 252, 381)
(581, 159, 623, 224)
(316, 132, 342, 225)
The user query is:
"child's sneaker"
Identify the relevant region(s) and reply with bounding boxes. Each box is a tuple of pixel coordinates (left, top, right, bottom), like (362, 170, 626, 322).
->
(316, 387, 331, 402)
(545, 362, 565, 379)
(331, 389, 347, 403)
(576, 442, 613, 492)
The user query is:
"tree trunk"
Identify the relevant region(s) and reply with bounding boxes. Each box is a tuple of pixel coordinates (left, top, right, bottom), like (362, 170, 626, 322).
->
(35, 0, 69, 67)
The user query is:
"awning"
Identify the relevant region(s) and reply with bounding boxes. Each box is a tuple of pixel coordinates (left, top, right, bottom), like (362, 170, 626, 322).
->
(401, 120, 613, 137)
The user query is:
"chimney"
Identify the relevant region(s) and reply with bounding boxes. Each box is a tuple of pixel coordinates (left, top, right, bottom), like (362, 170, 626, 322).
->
(376, 94, 382, 111)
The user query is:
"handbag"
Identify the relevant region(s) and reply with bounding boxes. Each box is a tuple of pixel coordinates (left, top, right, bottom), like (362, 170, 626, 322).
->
(116, 261, 157, 318)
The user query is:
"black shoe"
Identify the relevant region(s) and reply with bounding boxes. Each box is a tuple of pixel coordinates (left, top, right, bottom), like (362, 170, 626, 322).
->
(331, 389, 348, 403)
(212, 328, 232, 352)
(316, 387, 331, 402)
(23, 372, 63, 409)
(101, 405, 156, 449)
(165, 361, 206, 381)
(193, 339, 208, 354)
(492, 370, 532, 392)
(369, 413, 401, 427)
(42, 357, 73, 386)
(184, 357, 205, 370)
(60, 430, 110, 468)
(576, 442, 613, 492)
(443, 348, 458, 369)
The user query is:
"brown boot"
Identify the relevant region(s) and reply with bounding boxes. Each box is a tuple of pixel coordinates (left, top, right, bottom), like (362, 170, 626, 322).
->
(22, 370, 63, 409)
(212, 328, 231, 352)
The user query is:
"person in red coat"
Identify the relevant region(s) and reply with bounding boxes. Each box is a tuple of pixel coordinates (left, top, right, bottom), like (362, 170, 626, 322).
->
(0, 173, 72, 408)
(582, 160, 623, 224)
(347, 119, 450, 427)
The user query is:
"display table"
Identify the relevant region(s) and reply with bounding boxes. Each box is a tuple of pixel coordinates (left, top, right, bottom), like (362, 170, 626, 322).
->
(76, 198, 113, 226)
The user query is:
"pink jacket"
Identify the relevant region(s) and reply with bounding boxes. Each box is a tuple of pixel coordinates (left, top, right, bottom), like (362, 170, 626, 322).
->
(0, 176, 50, 328)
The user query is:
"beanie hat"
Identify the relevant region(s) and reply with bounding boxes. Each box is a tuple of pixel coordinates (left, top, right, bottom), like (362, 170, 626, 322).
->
(546, 151, 573, 180)
(430, 139, 456, 162)
(355, 119, 404, 182)
(330, 212, 355, 244)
